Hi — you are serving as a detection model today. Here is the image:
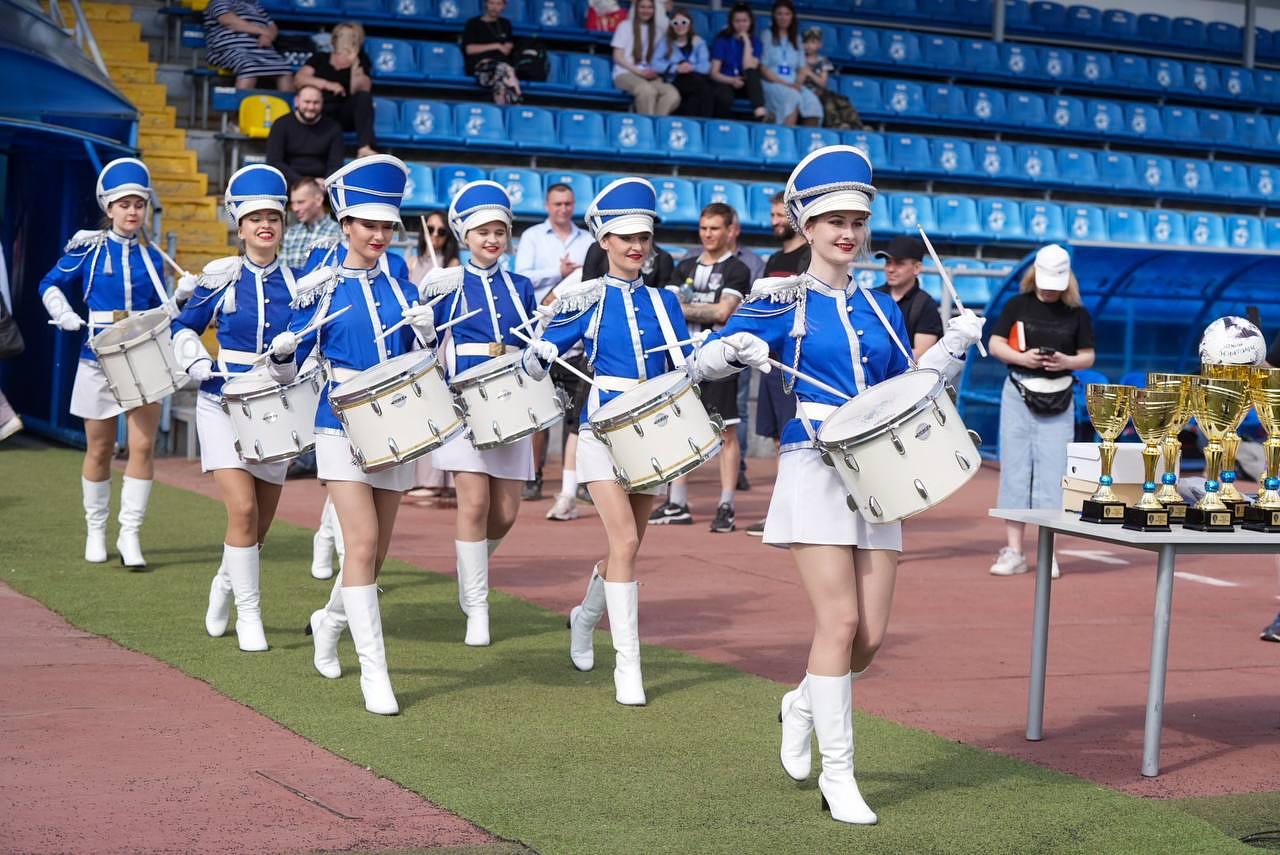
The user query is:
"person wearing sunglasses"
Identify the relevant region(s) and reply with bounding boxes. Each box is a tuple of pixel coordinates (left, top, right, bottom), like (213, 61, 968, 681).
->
(409, 210, 461, 285)
(653, 8, 714, 117)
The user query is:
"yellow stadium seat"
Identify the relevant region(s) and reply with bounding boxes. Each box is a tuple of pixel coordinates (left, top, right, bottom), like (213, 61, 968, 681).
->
(238, 95, 291, 139)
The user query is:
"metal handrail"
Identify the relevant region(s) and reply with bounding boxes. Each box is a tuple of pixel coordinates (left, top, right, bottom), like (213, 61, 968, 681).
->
(50, 0, 110, 77)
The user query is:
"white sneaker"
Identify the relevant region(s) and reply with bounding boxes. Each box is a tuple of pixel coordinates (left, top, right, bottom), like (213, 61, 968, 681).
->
(989, 547, 1028, 576)
(546, 493, 579, 521)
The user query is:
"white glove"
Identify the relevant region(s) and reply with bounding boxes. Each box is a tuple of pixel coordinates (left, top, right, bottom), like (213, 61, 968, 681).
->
(721, 332, 772, 372)
(175, 273, 198, 302)
(56, 311, 85, 331)
(520, 341, 556, 381)
(941, 309, 985, 358)
(187, 358, 213, 382)
(534, 303, 558, 322)
(402, 304, 436, 342)
(268, 331, 299, 360)
(529, 338, 558, 364)
(41, 287, 84, 330)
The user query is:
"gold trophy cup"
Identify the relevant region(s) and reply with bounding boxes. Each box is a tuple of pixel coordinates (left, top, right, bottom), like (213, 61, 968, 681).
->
(1147, 372, 1194, 521)
(1124, 387, 1182, 532)
(1184, 374, 1250, 532)
(1201, 362, 1253, 520)
(1244, 367, 1280, 532)
(1081, 383, 1134, 524)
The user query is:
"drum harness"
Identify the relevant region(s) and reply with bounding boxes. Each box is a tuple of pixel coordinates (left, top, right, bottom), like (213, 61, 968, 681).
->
(211, 263, 300, 375)
(444, 267, 531, 374)
(73, 233, 168, 336)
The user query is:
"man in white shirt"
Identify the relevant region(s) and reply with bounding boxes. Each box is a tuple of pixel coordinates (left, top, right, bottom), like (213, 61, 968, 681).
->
(514, 183, 593, 304)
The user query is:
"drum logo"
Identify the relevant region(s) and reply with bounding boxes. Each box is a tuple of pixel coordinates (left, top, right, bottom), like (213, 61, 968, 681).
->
(497, 390, 513, 401)
(915, 422, 931, 441)
(390, 393, 408, 408)
(262, 412, 280, 423)
(653, 414, 669, 427)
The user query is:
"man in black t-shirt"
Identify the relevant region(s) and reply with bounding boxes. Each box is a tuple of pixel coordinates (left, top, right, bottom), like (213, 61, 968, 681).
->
(873, 235, 943, 359)
(265, 84, 344, 186)
(293, 24, 377, 156)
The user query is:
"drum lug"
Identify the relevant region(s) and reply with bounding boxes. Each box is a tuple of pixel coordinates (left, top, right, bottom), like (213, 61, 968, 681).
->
(220, 400, 230, 416)
(291, 430, 302, 451)
(612, 466, 629, 489)
(253, 439, 264, 459)
(428, 419, 442, 439)
(932, 403, 946, 426)
(370, 399, 382, 417)
(955, 451, 972, 471)
(491, 419, 502, 439)
(411, 381, 423, 398)
(867, 496, 883, 518)
(554, 388, 567, 412)
(354, 446, 366, 467)
(241, 400, 251, 418)
(847, 495, 860, 514)
(388, 437, 400, 460)
(233, 439, 243, 459)
(478, 383, 488, 401)
(650, 457, 664, 479)
(843, 452, 859, 473)
(632, 422, 645, 437)
(671, 398, 682, 417)
(692, 384, 703, 398)
(968, 429, 982, 448)
(278, 387, 290, 410)
(515, 371, 525, 388)
(889, 427, 905, 456)
(819, 450, 835, 468)
(528, 407, 539, 427)
(687, 436, 702, 458)
(310, 377, 321, 395)
(914, 479, 929, 501)
(709, 413, 724, 434)
(453, 401, 467, 419)
(592, 427, 611, 448)
(336, 408, 348, 426)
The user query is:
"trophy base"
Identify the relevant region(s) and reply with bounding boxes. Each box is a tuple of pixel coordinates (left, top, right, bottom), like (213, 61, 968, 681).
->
(1243, 506, 1280, 533)
(1160, 500, 1188, 523)
(1080, 499, 1126, 524)
(1223, 499, 1247, 522)
(1123, 506, 1170, 532)
(1182, 507, 1235, 532)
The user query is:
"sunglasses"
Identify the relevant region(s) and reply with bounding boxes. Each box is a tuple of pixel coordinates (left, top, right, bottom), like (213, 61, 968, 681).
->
(426, 225, 444, 235)
(672, 18, 690, 26)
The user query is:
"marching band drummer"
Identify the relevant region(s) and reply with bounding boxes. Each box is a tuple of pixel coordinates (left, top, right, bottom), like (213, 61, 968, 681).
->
(39, 158, 197, 568)
(691, 146, 984, 825)
(170, 164, 312, 652)
(521, 178, 696, 707)
(425, 181, 539, 648)
(270, 154, 432, 716)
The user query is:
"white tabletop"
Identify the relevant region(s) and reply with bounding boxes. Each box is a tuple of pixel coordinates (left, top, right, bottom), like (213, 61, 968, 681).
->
(989, 509, 1280, 555)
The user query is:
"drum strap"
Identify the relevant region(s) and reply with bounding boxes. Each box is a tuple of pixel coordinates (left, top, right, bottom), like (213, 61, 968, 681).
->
(499, 269, 532, 332)
(645, 287, 682, 371)
(855, 284, 917, 369)
(138, 247, 168, 310)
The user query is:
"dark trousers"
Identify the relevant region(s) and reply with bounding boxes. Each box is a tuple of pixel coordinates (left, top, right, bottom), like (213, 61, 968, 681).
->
(712, 68, 764, 118)
(323, 89, 376, 149)
(673, 71, 715, 117)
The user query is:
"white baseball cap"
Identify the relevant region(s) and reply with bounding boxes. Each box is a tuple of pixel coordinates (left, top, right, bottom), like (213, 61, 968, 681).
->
(1034, 243, 1071, 292)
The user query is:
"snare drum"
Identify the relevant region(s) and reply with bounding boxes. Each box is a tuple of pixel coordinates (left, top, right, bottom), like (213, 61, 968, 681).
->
(221, 362, 326, 463)
(329, 351, 464, 472)
(88, 310, 182, 409)
(451, 352, 564, 449)
(588, 371, 723, 492)
(816, 369, 980, 524)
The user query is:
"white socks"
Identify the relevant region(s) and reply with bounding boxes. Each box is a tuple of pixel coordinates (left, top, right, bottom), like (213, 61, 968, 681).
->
(719, 489, 735, 506)
(456, 539, 490, 646)
(669, 481, 689, 507)
(561, 468, 577, 497)
(116, 476, 151, 568)
(82, 477, 110, 563)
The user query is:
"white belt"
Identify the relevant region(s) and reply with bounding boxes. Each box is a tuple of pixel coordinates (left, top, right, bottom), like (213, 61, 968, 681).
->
(594, 375, 639, 393)
(217, 348, 260, 365)
(799, 402, 839, 422)
(332, 366, 360, 383)
(455, 342, 517, 357)
(89, 309, 136, 324)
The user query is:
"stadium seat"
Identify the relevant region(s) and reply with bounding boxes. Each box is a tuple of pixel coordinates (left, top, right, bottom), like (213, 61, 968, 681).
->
(1182, 64, 1221, 97)
(1113, 54, 1150, 89)
(1255, 71, 1280, 103)
(747, 182, 783, 230)
(1015, 145, 1057, 182)
(1174, 159, 1213, 195)
(920, 0, 961, 23)
(487, 168, 542, 216)
(804, 23, 841, 61)
(1199, 110, 1234, 145)
(1224, 215, 1265, 250)
(980, 198, 1025, 240)
(841, 78, 882, 114)
(795, 128, 840, 156)
(698, 180, 747, 216)
(1258, 28, 1277, 62)
(753, 125, 799, 166)
(508, 105, 556, 150)
(845, 131, 887, 165)
(958, 38, 1000, 74)
(607, 114, 657, 157)
(1046, 96, 1085, 132)
(1039, 48, 1074, 81)
(1003, 0, 1032, 30)
(1058, 148, 1098, 185)
(392, 0, 426, 18)
(888, 194, 937, 232)
(1007, 92, 1047, 127)
(433, 0, 478, 24)
(652, 178, 700, 227)
(1185, 213, 1227, 248)
(456, 103, 514, 148)
(1097, 153, 1137, 190)
(1064, 205, 1107, 241)
(1222, 68, 1254, 100)
(404, 99, 458, 144)
(706, 120, 752, 163)
(936, 196, 982, 239)
(1250, 165, 1280, 204)
(1136, 13, 1171, 43)
(1023, 202, 1067, 243)
(1161, 107, 1201, 141)
(931, 139, 976, 176)
(541, 171, 593, 215)
(926, 85, 967, 119)
(1133, 156, 1176, 194)
(968, 88, 1006, 124)
(1124, 104, 1163, 140)
(435, 165, 486, 201)
(881, 81, 925, 116)
(656, 117, 712, 162)
(974, 142, 1016, 180)
(1146, 59, 1184, 93)
(1171, 16, 1206, 51)
(1063, 4, 1100, 37)
(292, 0, 340, 12)
(1001, 44, 1040, 77)
(403, 163, 435, 210)
(1235, 114, 1271, 150)
(420, 43, 466, 80)
(1146, 211, 1186, 246)
(1208, 21, 1243, 53)
(1107, 207, 1148, 244)
(1100, 8, 1137, 40)
(372, 97, 407, 142)
(559, 55, 612, 92)
(1029, 1, 1066, 31)
(870, 192, 890, 228)
(369, 39, 422, 82)
(1265, 219, 1280, 251)
(1085, 100, 1122, 135)
(1074, 52, 1111, 84)
(881, 30, 922, 65)
(950, 259, 993, 307)
(558, 110, 609, 153)
(888, 134, 932, 173)
(840, 27, 881, 62)
(527, 0, 576, 29)
(921, 35, 962, 69)
(237, 94, 290, 139)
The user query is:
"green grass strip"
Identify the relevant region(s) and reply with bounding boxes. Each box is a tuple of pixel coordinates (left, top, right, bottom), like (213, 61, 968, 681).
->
(0, 442, 1256, 854)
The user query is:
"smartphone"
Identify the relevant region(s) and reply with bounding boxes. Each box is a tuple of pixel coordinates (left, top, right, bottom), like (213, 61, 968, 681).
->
(1037, 347, 1056, 356)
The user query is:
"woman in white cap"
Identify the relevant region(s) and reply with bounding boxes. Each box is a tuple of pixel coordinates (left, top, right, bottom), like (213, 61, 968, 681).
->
(269, 154, 434, 716)
(423, 181, 539, 648)
(987, 244, 1095, 578)
(523, 177, 694, 707)
(38, 158, 196, 569)
(693, 145, 984, 825)
(170, 164, 314, 652)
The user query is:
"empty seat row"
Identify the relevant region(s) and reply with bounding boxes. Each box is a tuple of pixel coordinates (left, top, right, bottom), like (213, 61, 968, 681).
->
(261, 0, 587, 35)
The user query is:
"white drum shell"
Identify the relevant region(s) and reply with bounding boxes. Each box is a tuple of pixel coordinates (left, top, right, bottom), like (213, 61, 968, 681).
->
(89, 311, 181, 408)
(817, 369, 980, 524)
(220, 363, 326, 463)
(330, 352, 464, 473)
(588, 371, 723, 492)
(451, 352, 564, 449)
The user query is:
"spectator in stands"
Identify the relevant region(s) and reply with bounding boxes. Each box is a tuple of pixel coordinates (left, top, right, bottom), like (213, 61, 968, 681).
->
(873, 236, 943, 358)
(760, 0, 822, 127)
(293, 23, 377, 157)
(802, 27, 861, 130)
(203, 0, 294, 92)
(462, 0, 523, 106)
(653, 8, 714, 117)
(266, 86, 344, 188)
(587, 0, 626, 33)
(282, 177, 340, 269)
(988, 244, 1095, 579)
(710, 2, 768, 121)
(409, 210, 461, 285)
(611, 0, 681, 116)
(515, 183, 593, 303)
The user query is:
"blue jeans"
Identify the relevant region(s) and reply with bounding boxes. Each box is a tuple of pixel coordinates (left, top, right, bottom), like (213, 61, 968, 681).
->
(997, 377, 1074, 510)
(736, 369, 750, 471)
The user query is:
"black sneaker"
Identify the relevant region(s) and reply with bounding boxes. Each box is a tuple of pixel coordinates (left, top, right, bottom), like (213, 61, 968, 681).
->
(710, 503, 736, 532)
(737, 471, 751, 491)
(1262, 613, 1280, 642)
(576, 484, 594, 505)
(649, 502, 692, 525)
(745, 519, 766, 536)
(522, 477, 543, 501)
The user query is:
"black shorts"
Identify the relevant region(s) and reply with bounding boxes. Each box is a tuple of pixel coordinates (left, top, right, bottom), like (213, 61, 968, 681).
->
(697, 376, 740, 427)
(551, 357, 590, 434)
(755, 363, 796, 439)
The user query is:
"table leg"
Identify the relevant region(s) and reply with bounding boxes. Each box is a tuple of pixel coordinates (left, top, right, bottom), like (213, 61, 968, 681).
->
(1142, 544, 1176, 777)
(1026, 526, 1055, 741)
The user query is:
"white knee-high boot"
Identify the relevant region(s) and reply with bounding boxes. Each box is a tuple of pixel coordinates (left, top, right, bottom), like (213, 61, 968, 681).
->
(456, 539, 490, 646)
(342, 584, 398, 715)
(604, 580, 645, 706)
(810, 671, 877, 825)
(311, 497, 337, 580)
(116, 476, 151, 568)
(82, 477, 111, 563)
(568, 563, 606, 671)
(779, 674, 813, 780)
(224, 544, 267, 651)
(205, 557, 232, 637)
(306, 569, 346, 678)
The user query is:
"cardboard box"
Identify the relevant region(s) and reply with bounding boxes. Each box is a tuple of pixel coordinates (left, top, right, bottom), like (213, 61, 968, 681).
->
(1061, 443, 1178, 512)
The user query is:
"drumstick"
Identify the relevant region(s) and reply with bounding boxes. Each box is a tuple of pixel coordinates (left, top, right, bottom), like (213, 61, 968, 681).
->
(252, 304, 353, 365)
(47, 316, 88, 328)
(376, 306, 480, 342)
(509, 327, 597, 387)
(420, 215, 441, 269)
(916, 224, 988, 358)
(766, 358, 852, 402)
(642, 331, 709, 355)
(139, 225, 191, 279)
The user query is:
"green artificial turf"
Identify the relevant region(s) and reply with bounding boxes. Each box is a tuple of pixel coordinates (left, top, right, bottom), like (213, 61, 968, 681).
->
(0, 440, 1261, 854)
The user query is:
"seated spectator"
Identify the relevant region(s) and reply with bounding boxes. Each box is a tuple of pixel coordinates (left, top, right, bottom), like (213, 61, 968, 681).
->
(265, 85, 343, 187)
(710, 2, 768, 121)
(203, 0, 294, 91)
(409, 210, 462, 284)
(612, 0, 681, 115)
(462, 0, 523, 105)
(802, 26, 862, 130)
(761, 0, 821, 127)
(282, 177, 341, 268)
(654, 7, 714, 117)
(293, 22, 377, 157)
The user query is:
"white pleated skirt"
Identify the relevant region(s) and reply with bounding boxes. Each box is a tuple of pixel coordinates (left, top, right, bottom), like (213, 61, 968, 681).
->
(315, 432, 416, 492)
(575, 426, 664, 496)
(69, 360, 127, 420)
(432, 431, 535, 481)
(195, 395, 288, 485)
(764, 448, 903, 551)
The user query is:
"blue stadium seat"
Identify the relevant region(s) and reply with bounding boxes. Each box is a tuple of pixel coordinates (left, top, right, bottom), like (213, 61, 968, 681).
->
(607, 114, 657, 157)
(1001, 44, 1040, 77)
(456, 103, 514, 148)
(959, 39, 1000, 73)
(1171, 16, 1206, 50)
(1133, 156, 1176, 194)
(1085, 100, 1122, 135)
(527, 0, 576, 30)
(1224, 215, 1265, 250)
(1107, 207, 1148, 244)
(1235, 114, 1271, 150)
(1161, 107, 1201, 141)
(490, 168, 543, 216)
(888, 134, 932, 173)
(870, 192, 890, 228)
(1064, 4, 1100, 37)
(1097, 153, 1137, 190)
(1185, 213, 1227, 248)
(541, 171, 593, 215)
(404, 99, 458, 144)
(1039, 48, 1074, 81)
(1182, 63, 1220, 97)
(968, 88, 1006, 125)
(686, 9, 709, 36)
(1007, 92, 1047, 127)
(1100, 8, 1136, 40)
(981, 198, 1025, 240)
(753, 125, 799, 166)
(1258, 28, 1277, 62)
(369, 40, 422, 82)
(435, 165, 486, 202)
(1003, 0, 1032, 30)
(1030, 1, 1067, 31)
(1073, 52, 1111, 84)
(888, 194, 937, 232)
(1255, 70, 1280, 103)
(557, 110, 609, 153)
(1173, 159, 1213, 195)
(698, 180, 748, 218)
(795, 128, 841, 156)
(508, 106, 556, 150)
(392, 0, 427, 19)
(433, 0, 478, 24)
(931, 139, 976, 176)
(920, 0, 961, 22)
(1136, 13, 1171, 42)
(656, 117, 711, 162)
(652, 178, 700, 227)
(421, 43, 466, 80)
(881, 81, 925, 116)
(846, 131, 887, 165)
(1046, 96, 1085, 132)
(1015, 145, 1057, 182)
(747, 182, 783, 230)
(1267, 220, 1280, 251)
(926, 85, 967, 119)
(706, 120, 752, 163)
(1208, 21, 1243, 53)
(1064, 205, 1106, 241)
(403, 163, 435, 210)
(1113, 54, 1150, 89)
(1146, 59, 1183, 93)
(1023, 202, 1067, 243)
(1198, 110, 1234, 145)
(1146, 211, 1186, 246)
(840, 27, 881, 62)
(1124, 104, 1163, 140)
(921, 35, 963, 69)
(881, 30, 922, 65)
(372, 97, 407, 142)
(841, 78, 882, 114)
(974, 142, 1016, 180)
(1250, 166, 1280, 204)
(343, 0, 388, 17)
(559, 55, 612, 92)
(1222, 68, 1255, 100)
(1058, 148, 1098, 185)
(502, 0, 529, 25)
(936, 196, 982, 239)
(291, 0, 340, 12)
(950, 259, 992, 307)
